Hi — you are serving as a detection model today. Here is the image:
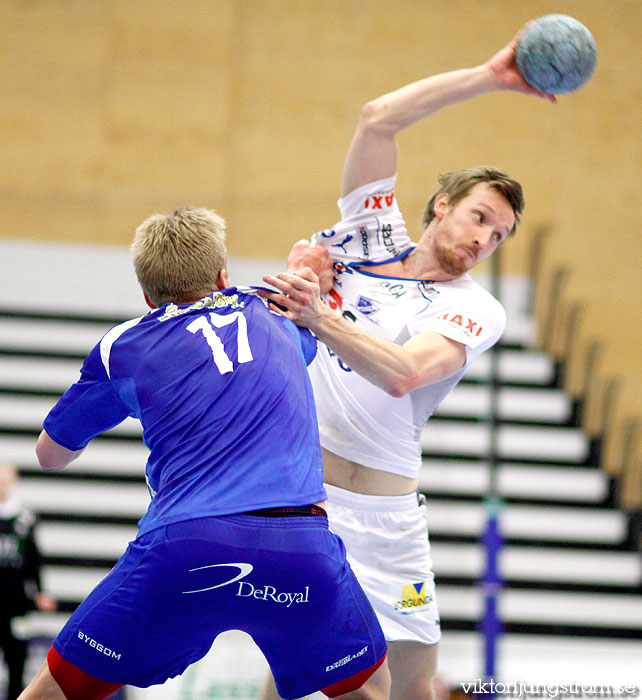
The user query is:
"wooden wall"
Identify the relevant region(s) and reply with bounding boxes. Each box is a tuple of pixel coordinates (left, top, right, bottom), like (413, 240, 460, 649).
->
(1, 0, 640, 504)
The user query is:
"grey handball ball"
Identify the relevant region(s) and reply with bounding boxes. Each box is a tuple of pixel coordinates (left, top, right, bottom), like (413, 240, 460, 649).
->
(516, 14, 597, 94)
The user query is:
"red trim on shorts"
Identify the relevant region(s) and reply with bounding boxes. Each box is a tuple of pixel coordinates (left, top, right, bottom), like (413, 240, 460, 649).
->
(47, 647, 124, 700)
(321, 652, 387, 698)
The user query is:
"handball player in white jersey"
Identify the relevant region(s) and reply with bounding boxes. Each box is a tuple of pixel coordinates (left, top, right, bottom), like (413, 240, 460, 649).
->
(260, 26, 556, 700)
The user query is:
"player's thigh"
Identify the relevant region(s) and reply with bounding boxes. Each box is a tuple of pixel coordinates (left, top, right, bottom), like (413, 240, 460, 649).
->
(331, 656, 391, 700)
(17, 659, 67, 700)
(387, 640, 438, 700)
(259, 660, 391, 700)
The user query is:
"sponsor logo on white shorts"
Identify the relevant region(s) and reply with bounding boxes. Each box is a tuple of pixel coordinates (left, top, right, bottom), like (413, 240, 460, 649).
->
(393, 582, 432, 614)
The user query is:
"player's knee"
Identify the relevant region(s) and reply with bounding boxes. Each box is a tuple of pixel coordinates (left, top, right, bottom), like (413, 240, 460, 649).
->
(47, 647, 124, 700)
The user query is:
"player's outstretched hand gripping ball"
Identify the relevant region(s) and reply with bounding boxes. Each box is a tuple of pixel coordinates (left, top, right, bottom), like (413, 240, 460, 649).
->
(516, 14, 597, 94)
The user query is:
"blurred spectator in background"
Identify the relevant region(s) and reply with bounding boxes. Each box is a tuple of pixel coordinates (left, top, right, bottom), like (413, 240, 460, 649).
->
(0, 463, 56, 700)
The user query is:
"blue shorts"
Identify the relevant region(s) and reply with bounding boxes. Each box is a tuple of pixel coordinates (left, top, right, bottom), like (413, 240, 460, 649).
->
(53, 514, 387, 699)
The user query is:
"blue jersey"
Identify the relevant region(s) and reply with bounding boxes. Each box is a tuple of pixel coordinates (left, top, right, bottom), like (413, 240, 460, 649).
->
(43, 288, 325, 535)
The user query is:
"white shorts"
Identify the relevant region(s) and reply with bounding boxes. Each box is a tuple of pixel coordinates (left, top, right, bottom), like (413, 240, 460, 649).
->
(325, 484, 441, 645)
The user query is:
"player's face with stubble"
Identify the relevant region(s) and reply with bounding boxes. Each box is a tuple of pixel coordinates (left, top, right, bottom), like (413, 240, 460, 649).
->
(432, 184, 515, 277)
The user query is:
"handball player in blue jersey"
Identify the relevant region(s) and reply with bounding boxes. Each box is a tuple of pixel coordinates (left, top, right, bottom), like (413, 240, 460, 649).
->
(19, 207, 389, 700)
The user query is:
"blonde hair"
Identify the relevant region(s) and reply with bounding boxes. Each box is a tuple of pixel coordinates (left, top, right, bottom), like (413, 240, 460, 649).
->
(421, 166, 524, 236)
(131, 207, 227, 306)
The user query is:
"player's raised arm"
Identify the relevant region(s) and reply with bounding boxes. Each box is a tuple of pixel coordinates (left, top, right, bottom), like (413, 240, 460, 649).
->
(340, 24, 555, 198)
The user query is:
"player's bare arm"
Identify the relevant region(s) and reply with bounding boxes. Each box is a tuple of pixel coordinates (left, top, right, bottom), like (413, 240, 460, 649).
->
(341, 24, 555, 197)
(261, 269, 466, 397)
(36, 429, 84, 471)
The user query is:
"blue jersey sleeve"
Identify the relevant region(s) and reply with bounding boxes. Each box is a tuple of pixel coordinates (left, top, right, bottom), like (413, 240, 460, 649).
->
(246, 287, 318, 366)
(43, 344, 133, 451)
(280, 318, 317, 366)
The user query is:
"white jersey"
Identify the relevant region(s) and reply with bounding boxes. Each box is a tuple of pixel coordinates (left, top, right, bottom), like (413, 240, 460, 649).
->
(308, 175, 506, 478)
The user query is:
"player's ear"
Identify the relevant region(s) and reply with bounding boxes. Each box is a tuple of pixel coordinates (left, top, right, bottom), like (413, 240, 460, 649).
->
(434, 193, 450, 219)
(217, 269, 231, 290)
(143, 292, 157, 309)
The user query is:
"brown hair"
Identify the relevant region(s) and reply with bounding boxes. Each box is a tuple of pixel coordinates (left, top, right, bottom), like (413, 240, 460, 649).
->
(421, 166, 524, 236)
(131, 207, 227, 306)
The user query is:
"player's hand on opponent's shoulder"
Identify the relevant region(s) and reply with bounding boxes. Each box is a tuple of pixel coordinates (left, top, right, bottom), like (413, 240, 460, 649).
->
(260, 267, 327, 330)
(484, 23, 556, 103)
(287, 240, 334, 295)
